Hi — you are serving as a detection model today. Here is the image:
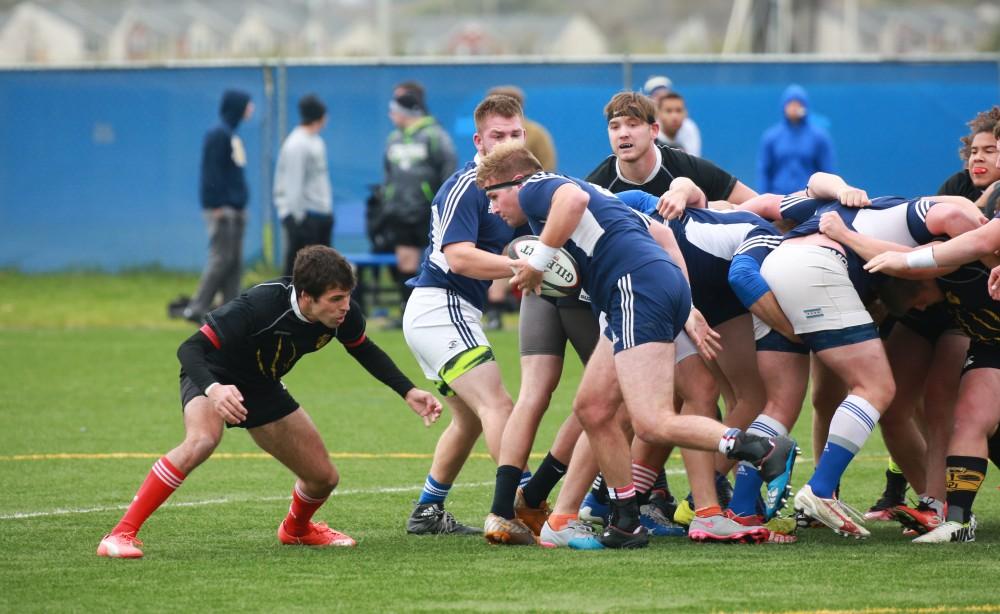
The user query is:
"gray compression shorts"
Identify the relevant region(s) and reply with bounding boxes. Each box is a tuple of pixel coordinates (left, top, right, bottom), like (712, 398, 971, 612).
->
(519, 292, 600, 363)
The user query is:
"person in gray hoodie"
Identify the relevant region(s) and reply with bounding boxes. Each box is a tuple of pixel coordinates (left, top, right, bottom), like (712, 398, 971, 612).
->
(184, 89, 254, 323)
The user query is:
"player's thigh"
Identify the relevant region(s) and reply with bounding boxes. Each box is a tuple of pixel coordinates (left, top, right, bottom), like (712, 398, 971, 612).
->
(404, 287, 490, 381)
(713, 314, 764, 397)
(614, 341, 677, 427)
(249, 408, 335, 484)
(814, 337, 893, 394)
(179, 380, 226, 446)
(448, 360, 512, 417)
(884, 322, 934, 410)
(755, 350, 810, 426)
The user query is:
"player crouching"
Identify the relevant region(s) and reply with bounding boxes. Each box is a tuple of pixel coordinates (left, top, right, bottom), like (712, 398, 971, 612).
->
(97, 246, 441, 558)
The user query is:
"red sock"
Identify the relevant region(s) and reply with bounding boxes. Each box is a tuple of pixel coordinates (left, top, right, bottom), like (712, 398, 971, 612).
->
(695, 505, 723, 518)
(112, 457, 186, 536)
(631, 461, 658, 495)
(284, 484, 328, 536)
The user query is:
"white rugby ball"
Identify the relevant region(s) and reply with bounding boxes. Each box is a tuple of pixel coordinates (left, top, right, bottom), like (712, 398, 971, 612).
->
(506, 235, 581, 298)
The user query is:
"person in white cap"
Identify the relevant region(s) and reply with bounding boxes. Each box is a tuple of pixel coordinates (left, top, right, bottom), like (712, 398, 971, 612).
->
(643, 75, 702, 157)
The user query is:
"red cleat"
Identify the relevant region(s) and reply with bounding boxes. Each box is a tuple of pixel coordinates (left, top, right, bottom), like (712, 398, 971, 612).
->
(97, 532, 144, 558)
(278, 521, 356, 547)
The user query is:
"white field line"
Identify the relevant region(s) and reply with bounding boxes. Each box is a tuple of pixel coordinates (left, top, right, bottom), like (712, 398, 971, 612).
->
(0, 468, 689, 521)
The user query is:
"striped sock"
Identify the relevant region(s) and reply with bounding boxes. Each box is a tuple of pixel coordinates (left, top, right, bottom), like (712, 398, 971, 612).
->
(607, 483, 636, 501)
(113, 456, 186, 536)
(631, 461, 658, 496)
(718, 428, 742, 455)
(808, 395, 880, 498)
(284, 484, 328, 536)
(418, 474, 452, 506)
(730, 415, 788, 516)
(519, 470, 532, 489)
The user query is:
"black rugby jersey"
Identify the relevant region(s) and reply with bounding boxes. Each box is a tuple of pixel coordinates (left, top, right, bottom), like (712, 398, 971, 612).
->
(192, 279, 367, 389)
(937, 263, 1000, 346)
(585, 143, 737, 201)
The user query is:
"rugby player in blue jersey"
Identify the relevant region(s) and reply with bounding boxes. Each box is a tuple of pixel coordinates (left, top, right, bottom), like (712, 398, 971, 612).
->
(476, 141, 798, 548)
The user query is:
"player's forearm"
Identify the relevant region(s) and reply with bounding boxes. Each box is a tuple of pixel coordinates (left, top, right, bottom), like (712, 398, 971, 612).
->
(806, 172, 851, 199)
(444, 244, 514, 280)
(929, 221, 1000, 266)
(668, 177, 707, 209)
(836, 229, 910, 263)
(748, 292, 797, 341)
(345, 338, 416, 398)
(176, 332, 219, 394)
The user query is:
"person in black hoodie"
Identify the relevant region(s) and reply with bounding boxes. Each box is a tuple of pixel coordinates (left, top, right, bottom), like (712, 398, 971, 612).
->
(183, 90, 254, 323)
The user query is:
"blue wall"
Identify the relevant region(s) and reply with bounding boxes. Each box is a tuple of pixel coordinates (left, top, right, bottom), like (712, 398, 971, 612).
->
(1, 59, 996, 271)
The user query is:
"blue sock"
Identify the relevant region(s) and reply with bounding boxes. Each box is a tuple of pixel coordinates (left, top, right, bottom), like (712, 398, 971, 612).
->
(808, 395, 880, 498)
(808, 443, 855, 498)
(729, 463, 765, 516)
(418, 474, 451, 505)
(519, 470, 532, 489)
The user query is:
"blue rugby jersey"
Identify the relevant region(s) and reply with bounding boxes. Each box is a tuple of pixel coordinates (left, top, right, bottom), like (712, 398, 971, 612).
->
(516, 174, 675, 312)
(408, 161, 516, 310)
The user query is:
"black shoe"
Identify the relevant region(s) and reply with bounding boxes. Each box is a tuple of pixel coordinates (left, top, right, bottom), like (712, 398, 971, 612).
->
(599, 524, 649, 549)
(715, 472, 734, 508)
(406, 503, 480, 535)
(649, 489, 678, 521)
(167, 295, 191, 319)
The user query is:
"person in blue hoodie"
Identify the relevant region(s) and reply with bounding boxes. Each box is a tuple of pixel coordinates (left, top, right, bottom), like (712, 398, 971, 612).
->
(756, 84, 836, 196)
(184, 90, 254, 323)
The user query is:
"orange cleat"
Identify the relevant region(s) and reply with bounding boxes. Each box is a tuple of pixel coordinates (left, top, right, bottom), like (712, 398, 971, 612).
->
(97, 532, 144, 559)
(514, 488, 551, 536)
(278, 521, 356, 547)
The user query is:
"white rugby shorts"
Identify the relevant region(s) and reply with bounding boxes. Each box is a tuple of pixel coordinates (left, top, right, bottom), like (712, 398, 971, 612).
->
(403, 287, 490, 380)
(760, 244, 872, 335)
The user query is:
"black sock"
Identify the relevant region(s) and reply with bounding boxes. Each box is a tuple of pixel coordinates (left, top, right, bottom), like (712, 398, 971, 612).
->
(652, 468, 670, 497)
(884, 467, 908, 500)
(945, 456, 988, 523)
(988, 429, 1000, 471)
(490, 465, 522, 519)
(521, 452, 567, 508)
(610, 497, 640, 531)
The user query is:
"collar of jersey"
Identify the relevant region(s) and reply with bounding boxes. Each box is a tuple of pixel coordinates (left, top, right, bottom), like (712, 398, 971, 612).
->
(615, 144, 662, 186)
(289, 286, 311, 323)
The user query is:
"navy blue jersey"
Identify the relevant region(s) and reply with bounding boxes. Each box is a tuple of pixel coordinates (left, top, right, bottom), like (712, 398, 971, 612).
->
(936, 263, 1000, 346)
(517, 173, 674, 313)
(409, 161, 516, 309)
(785, 195, 945, 300)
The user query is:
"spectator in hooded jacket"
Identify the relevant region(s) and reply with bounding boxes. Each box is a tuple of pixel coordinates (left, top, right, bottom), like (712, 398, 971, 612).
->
(183, 89, 254, 324)
(756, 84, 836, 195)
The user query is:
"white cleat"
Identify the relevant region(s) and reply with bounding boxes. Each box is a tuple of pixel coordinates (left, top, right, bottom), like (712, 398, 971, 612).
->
(912, 516, 976, 544)
(539, 519, 604, 550)
(793, 484, 870, 539)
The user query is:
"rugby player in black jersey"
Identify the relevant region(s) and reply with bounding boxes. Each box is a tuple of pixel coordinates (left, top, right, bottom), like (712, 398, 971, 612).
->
(97, 246, 441, 558)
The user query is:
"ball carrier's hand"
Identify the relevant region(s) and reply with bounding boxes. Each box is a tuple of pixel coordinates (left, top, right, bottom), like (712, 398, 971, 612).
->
(509, 258, 545, 295)
(405, 388, 444, 427)
(205, 383, 248, 425)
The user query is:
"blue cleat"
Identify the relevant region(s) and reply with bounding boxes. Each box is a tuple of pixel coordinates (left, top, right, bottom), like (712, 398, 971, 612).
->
(762, 437, 799, 520)
(579, 492, 610, 527)
(639, 503, 687, 537)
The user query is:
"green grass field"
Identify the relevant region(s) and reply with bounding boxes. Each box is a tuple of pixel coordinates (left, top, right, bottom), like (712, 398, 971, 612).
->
(2, 271, 999, 613)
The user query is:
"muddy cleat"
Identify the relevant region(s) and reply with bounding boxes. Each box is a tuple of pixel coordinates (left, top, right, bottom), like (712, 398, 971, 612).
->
(484, 513, 535, 545)
(539, 519, 604, 550)
(795, 510, 824, 529)
(673, 497, 695, 527)
(649, 489, 679, 521)
(688, 513, 769, 544)
(579, 492, 610, 527)
(599, 523, 649, 549)
(793, 484, 869, 539)
(278, 521, 356, 547)
(407, 503, 481, 535)
(912, 516, 976, 544)
(892, 499, 943, 536)
(727, 511, 798, 544)
(97, 532, 144, 559)
(639, 502, 687, 537)
(514, 488, 551, 536)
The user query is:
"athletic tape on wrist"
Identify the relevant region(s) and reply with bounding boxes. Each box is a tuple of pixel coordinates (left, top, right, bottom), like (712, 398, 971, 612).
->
(905, 247, 937, 269)
(526, 242, 559, 272)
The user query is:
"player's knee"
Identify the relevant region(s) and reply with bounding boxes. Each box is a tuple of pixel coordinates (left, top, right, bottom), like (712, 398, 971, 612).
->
(632, 412, 667, 444)
(182, 432, 221, 462)
(573, 396, 612, 429)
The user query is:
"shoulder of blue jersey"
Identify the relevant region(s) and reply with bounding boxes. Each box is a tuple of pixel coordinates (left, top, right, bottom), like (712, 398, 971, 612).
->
(505, 235, 580, 298)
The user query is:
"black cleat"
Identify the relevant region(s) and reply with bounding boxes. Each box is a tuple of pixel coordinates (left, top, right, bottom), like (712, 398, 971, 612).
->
(599, 524, 649, 549)
(407, 503, 481, 535)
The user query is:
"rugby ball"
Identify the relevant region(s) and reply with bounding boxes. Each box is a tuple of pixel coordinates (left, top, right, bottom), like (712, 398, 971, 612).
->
(506, 235, 581, 298)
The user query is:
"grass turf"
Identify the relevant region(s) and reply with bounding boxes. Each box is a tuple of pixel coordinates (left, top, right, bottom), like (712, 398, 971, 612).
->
(1, 271, 999, 613)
